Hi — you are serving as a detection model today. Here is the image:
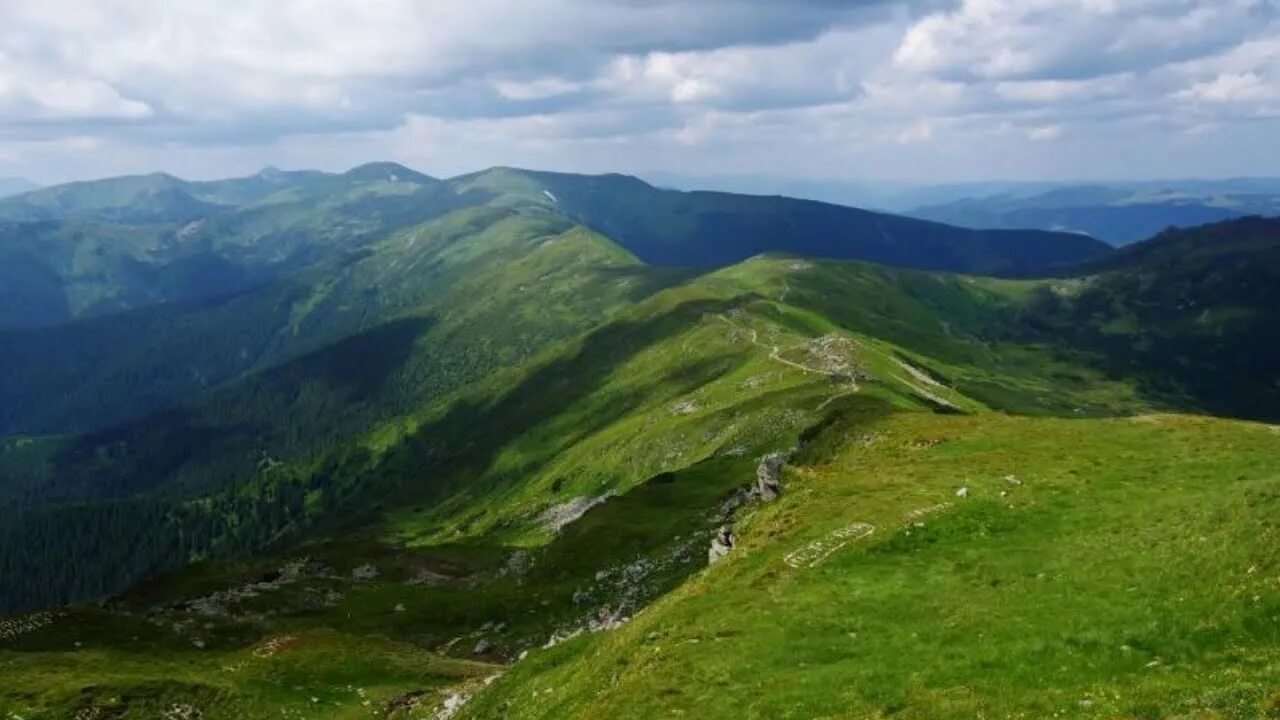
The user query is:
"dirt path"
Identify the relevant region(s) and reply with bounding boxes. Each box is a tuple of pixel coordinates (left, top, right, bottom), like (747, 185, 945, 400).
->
(717, 315, 860, 405)
(718, 315, 827, 376)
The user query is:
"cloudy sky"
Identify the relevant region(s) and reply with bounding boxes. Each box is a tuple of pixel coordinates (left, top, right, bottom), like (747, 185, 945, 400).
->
(1, 0, 1278, 184)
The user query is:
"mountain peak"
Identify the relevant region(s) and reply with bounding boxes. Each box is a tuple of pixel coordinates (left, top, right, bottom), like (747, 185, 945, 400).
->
(341, 161, 435, 184)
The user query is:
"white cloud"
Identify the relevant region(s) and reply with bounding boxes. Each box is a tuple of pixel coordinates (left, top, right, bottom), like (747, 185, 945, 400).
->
(897, 120, 934, 144)
(0, 56, 151, 120)
(894, 0, 1271, 81)
(1028, 124, 1064, 141)
(1176, 71, 1274, 102)
(0, 0, 1277, 183)
(493, 77, 584, 101)
(994, 75, 1133, 103)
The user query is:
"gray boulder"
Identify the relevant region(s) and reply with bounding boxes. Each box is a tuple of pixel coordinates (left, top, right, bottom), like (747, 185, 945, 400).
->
(755, 453, 786, 501)
(708, 525, 736, 564)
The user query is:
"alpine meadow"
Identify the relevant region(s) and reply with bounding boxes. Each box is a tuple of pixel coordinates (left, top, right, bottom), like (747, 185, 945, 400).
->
(1, 2, 1279, 719)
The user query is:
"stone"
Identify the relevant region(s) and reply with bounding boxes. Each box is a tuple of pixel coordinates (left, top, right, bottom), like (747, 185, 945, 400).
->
(755, 453, 786, 501)
(473, 638, 493, 655)
(708, 525, 736, 564)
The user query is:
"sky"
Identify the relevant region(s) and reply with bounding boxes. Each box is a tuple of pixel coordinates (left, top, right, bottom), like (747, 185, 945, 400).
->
(1, 0, 1278, 184)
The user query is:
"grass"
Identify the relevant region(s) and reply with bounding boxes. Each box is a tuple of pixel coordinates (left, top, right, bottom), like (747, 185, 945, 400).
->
(459, 410, 1280, 719)
(1, 628, 494, 719)
(3, 240, 1277, 718)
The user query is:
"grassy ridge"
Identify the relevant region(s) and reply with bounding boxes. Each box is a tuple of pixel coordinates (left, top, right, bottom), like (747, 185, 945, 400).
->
(460, 411, 1280, 719)
(2, 218, 1278, 718)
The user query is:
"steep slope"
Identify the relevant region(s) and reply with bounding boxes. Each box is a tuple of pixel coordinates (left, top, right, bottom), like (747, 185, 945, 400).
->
(1021, 216, 1280, 420)
(0, 210, 684, 609)
(0, 205, 678, 436)
(460, 411, 1280, 720)
(0, 247, 1148, 609)
(451, 168, 1113, 274)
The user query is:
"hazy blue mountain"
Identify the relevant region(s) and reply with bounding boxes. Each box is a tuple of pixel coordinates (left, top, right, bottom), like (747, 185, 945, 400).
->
(910, 182, 1280, 245)
(0, 177, 39, 199)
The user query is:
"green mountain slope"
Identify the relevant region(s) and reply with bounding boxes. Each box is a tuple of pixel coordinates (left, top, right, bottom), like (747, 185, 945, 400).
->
(0, 162, 1111, 333)
(0, 209, 684, 609)
(452, 168, 1113, 274)
(1022, 216, 1280, 420)
(1, 180, 1277, 719)
(0, 163, 454, 329)
(461, 411, 1280, 720)
(3, 249, 1277, 718)
(0, 247, 1150, 609)
(8, 212, 1275, 612)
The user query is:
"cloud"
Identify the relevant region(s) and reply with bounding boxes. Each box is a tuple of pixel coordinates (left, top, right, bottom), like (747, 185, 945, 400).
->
(894, 0, 1274, 81)
(1176, 72, 1274, 102)
(896, 120, 935, 143)
(1028, 124, 1064, 141)
(0, 55, 152, 121)
(0, 0, 1276, 183)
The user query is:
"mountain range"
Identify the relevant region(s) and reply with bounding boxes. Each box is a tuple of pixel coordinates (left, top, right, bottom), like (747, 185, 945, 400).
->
(1, 164, 1277, 720)
(654, 173, 1280, 247)
(909, 181, 1280, 246)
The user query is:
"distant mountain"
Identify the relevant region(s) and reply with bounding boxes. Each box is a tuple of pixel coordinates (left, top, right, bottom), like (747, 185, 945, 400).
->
(0, 177, 38, 199)
(911, 182, 1280, 245)
(1021, 215, 1280, 419)
(0, 165, 1112, 331)
(452, 168, 1110, 274)
(0, 163, 464, 329)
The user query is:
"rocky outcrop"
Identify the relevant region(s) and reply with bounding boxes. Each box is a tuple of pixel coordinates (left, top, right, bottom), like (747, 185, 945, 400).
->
(539, 494, 612, 534)
(708, 525, 736, 564)
(755, 453, 785, 501)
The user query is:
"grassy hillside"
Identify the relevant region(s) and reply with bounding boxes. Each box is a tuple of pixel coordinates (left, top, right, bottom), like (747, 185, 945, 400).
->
(452, 168, 1113, 274)
(1, 193, 1276, 719)
(0, 205, 659, 435)
(0, 209, 685, 609)
(0, 164, 455, 329)
(12, 226, 1272, 613)
(461, 410, 1280, 720)
(2, 282, 1275, 716)
(0, 163, 1114, 331)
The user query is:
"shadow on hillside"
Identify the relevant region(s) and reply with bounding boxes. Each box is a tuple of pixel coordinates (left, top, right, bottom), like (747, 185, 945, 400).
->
(335, 296, 752, 530)
(33, 316, 438, 508)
